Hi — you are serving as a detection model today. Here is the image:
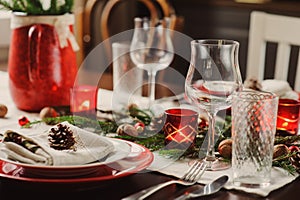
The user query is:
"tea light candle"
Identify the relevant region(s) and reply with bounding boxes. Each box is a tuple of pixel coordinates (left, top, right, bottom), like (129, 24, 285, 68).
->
(276, 99, 300, 135)
(70, 85, 98, 113)
(163, 108, 198, 149)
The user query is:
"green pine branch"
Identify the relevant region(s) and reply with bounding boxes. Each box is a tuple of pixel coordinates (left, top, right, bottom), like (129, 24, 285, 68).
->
(0, 0, 73, 15)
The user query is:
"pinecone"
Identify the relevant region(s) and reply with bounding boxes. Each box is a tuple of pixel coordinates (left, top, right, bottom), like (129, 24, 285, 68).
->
(48, 123, 76, 151)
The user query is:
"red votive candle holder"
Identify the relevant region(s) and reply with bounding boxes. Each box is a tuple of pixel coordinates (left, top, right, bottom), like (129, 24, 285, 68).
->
(70, 85, 98, 114)
(277, 99, 300, 135)
(163, 108, 199, 149)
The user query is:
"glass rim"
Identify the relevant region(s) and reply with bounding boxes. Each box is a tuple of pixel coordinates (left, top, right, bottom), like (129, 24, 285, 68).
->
(232, 90, 278, 101)
(279, 98, 300, 106)
(191, 39, 239, 46)
(164, 108, 198, 116)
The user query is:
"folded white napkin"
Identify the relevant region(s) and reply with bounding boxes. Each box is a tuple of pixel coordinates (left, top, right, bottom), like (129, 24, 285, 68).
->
(0, 121, 114, 166)
(262, 79, 299, 100)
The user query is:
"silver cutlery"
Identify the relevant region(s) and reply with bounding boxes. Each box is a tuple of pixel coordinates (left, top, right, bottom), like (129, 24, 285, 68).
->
(121, 161, 207, 200)
(174, 175, 229, 200)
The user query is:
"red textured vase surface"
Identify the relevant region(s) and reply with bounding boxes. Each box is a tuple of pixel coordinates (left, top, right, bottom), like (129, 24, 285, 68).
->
(8, 13, 78, 112)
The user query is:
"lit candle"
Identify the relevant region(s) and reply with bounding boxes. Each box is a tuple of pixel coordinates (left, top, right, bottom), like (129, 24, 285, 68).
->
(70, 85, 98, 113)
(163, 108, 198, 149)
(276, 99, 300, 135)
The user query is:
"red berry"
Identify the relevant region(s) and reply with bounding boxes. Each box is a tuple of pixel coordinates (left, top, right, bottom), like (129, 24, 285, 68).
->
(198, 117, 208, 129)
(289, 145, 300, 153)
(18, 116, 30, 126)
(134, 122, 145, 133)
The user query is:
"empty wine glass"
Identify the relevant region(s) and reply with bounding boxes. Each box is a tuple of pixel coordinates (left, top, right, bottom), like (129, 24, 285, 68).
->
(185, 39, 243, 171)
(130, 17, 174, 108)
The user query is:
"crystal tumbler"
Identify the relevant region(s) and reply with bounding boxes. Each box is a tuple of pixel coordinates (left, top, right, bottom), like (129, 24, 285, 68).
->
(231, 90, 278, 188)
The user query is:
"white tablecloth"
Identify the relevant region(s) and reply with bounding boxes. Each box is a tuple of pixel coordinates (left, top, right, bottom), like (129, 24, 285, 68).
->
(0, 71, 298, 197)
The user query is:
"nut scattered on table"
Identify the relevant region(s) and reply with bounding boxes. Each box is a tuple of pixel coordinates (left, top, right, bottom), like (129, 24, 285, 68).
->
(273, 144, 289, 159)
(39, 107, 59, 119)
(116, 124, 139, 137)
(218, 138, 232, 159)
(0, 104, 8, 118)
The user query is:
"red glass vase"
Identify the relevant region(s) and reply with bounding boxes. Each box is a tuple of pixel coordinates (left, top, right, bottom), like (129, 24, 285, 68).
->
(8, 13, 79, 112)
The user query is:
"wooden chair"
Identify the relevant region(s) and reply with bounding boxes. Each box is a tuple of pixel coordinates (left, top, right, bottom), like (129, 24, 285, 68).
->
(75, 0, 184, 96)
(246, 11, 300, 91)
(79, 0, 183, 64)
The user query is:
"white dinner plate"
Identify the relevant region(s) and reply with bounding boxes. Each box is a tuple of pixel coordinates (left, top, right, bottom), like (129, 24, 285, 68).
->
(0, 139, 153, 187)
(0, 137, 131, 178)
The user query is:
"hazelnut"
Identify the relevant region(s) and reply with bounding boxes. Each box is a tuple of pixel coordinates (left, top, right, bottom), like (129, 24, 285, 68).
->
(0, 104, 8, 118)
(128, 103, 139, 116)
(218, 138, 232, 159)
(39, 107, 59, 119)
(273, 144, 289, 159)
(116, 124, 138, 137)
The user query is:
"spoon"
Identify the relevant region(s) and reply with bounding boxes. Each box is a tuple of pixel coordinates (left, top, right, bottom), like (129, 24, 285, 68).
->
(174, 175, 229, 200)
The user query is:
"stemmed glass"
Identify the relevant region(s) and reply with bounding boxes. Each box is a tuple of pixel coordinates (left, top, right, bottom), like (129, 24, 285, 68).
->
(130, 17, 174, 108)
(185, 39, 243, 171)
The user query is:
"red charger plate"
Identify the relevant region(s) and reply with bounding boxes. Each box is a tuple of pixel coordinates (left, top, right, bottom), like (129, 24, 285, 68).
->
(0, 139, 153, 190)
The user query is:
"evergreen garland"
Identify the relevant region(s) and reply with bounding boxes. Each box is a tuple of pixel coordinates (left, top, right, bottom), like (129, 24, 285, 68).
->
(22, 108, 300, 175)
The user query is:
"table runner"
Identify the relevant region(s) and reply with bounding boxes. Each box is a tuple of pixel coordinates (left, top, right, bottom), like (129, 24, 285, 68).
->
(0, 71, 298, 197)
(148, 152, 298, 197)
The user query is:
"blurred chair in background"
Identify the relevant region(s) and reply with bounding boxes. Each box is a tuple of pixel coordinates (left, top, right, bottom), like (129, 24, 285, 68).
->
(79, 0, 183, 68)
(246, 11, 300, 91)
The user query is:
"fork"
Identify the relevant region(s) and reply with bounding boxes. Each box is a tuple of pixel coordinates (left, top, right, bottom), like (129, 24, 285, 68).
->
(121, 161, 207, 200)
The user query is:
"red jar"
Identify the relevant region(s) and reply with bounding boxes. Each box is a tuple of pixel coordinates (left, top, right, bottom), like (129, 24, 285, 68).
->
(8, 13, 79, 112)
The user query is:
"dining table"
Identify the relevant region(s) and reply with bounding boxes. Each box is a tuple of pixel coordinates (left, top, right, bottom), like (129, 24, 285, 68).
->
(1, 70, 300, 200)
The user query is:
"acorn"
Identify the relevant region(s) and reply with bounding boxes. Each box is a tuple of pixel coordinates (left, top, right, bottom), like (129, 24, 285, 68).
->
(218, 138, 232, 159)
(39, 107, 59, 119)
(273, 144, 289, 159)
(0, 104, 8, 118)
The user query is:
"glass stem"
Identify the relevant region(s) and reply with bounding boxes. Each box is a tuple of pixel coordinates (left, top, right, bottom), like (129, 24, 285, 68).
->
(147, 70, 157, 108)
(206, 111, 217, 163)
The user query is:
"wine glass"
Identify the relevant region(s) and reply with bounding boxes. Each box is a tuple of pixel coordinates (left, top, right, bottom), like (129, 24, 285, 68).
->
(185, 39, 243, 171)
(130, 17, 174, 108)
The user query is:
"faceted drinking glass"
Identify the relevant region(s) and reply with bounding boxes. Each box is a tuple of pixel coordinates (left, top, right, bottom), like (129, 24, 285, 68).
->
(232, 90, 279, 188)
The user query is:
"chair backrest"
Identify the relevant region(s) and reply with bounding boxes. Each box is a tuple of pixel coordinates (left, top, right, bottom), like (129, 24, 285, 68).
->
(246, 11, 300, 91)
(81, 0, 183, 63)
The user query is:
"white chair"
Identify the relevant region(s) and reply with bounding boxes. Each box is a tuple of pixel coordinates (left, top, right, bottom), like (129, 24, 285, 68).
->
(246, 11, 300, 91)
